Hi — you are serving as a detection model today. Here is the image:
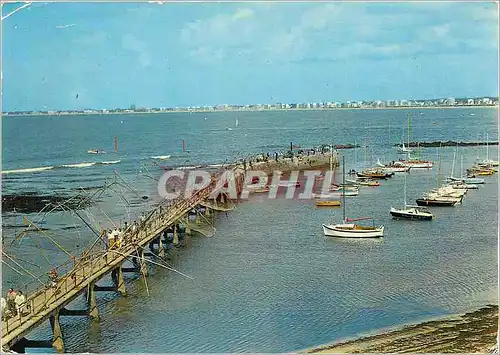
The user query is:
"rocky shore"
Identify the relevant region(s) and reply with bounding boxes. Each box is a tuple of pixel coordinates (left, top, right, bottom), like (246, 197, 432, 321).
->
(307, 305, 498, 353)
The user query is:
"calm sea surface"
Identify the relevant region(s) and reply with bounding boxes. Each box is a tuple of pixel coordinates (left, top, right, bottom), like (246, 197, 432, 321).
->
(1, 108, 498, 352)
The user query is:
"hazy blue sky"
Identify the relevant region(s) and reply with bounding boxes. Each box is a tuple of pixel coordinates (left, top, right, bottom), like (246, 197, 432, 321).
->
(2, 1, 498, 111)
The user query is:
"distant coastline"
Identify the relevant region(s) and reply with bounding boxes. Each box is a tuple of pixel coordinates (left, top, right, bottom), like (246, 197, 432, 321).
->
(2, 104, 498, 118)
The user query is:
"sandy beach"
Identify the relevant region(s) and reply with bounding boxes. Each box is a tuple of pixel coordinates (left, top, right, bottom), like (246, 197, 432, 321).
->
(307, 305, 498, 353)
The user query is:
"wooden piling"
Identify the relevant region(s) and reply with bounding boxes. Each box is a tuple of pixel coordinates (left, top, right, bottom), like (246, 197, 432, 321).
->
(49, 310, 64, 353)
(87, 281, 99, 320)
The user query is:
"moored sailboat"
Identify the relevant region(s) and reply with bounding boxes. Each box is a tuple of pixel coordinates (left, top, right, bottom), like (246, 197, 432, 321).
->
(316, 150, 343, 206)
(396, 114, 413, 154)
(390, 171, 434, 220)
(415, 148, 460, 206)
(322, 156, 384, 238)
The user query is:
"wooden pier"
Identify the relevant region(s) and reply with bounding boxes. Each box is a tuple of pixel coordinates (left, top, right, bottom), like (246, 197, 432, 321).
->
(1, 177, 229, 353)
(1, 151, 338, 353)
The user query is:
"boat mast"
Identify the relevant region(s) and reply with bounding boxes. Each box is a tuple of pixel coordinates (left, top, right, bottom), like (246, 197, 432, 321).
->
(329, 143, 333, 172)
(451, 146, 457, 178)
(486, 133, 489, 162)
(342, 155, 346, 222)
(401, 125, 405, 149)
(354, 138, 357, 168)
(404, 169, 407, 208)
(437, 145, 442, 189)
(407, 113, 410, 148)
(461, 154, 464, 179)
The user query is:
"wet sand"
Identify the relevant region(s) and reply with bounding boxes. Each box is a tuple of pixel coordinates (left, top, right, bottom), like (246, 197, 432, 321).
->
(307, 305, 498, 353)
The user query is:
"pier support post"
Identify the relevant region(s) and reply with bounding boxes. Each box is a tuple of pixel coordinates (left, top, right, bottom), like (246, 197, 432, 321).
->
(158, 235, 165, 257)
(87, 281, 99, 321)
(138, 248, 149, 277)
(185, 218, 191, 236)
(205, 206, 211, 217)
(173, 224, 179, 245)
(112, 266, 127, 296)
(49, 310, 64, 353)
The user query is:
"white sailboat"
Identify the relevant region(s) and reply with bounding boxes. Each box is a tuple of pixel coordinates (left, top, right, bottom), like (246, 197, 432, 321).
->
(448, 154, 485, 184)
(445, 146, 459, 182)
(478, 133, 499, 166)
(397, 114, 413, 154)
(390, 171, 434, 220)
(322, 156, 384, 238)
(316, 148, 342, 206)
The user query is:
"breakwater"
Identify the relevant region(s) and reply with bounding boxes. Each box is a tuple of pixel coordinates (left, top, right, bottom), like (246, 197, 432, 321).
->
(394, 141, 499, 148)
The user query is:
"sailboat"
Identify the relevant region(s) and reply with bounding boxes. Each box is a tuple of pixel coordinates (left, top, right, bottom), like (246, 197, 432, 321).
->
(477, 133, 499, 166)
(390, 172, 434, 220)
(445, 146, 459, 182)
(397, 114, 413, 154)
(394, 145, 434, 169)
(448, 154, 484, 185)
(226, 118, 238, 131)
(322, 156, 384, 238)
(316, 149, 341, 207)
(415, 148, 460, 206)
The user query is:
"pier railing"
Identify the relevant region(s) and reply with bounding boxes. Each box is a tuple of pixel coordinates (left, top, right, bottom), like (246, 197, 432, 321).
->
(1, 177, 222, 347)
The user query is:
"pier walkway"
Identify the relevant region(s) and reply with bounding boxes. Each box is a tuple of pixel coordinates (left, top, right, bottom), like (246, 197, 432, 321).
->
(1, 178, 225, 352)
(1, 151, 337, 352)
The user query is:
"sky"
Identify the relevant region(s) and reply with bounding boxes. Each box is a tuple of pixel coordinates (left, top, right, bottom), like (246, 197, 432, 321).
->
(1, 1, 499, 111)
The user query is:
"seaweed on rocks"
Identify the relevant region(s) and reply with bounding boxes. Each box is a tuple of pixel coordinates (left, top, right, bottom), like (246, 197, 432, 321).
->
(2, 194, 94, 214)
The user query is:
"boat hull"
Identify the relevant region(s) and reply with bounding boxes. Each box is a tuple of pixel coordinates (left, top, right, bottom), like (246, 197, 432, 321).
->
(356, 173, 388, 179)
(390, 208, 433, 220)
(394, 161, 433, 169)
(316, 200, 341, 207)
(415, 198, 456, 206)
(322, 224, 384, 238)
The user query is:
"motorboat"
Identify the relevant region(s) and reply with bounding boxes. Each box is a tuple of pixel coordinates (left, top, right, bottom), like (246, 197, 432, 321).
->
(357, 169, 393, 179)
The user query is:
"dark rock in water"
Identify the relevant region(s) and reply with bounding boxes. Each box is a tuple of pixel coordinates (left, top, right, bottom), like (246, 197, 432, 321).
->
(2, 194, 93, 214)
(334, 144, 361, 149)
(394, 141, 499, 148)
(141, 195, 149, 200)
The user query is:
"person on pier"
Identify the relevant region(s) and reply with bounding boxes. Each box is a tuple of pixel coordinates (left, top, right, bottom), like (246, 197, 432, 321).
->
(6, 288, 17, 316)
(116, 228, 123, 248)
(111, 228, 119, 249)
(15, 291, 27, 315)
(1, 297, 7, 320)
(50, 269, 58, 287)
(107, 229, 114, 248)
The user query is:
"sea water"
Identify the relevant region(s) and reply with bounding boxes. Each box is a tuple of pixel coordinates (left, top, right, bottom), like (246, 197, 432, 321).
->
(1, 108, 498, 352)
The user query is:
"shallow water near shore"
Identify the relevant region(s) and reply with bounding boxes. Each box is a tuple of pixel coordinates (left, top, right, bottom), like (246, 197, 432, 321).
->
(2, 108, 498, 352)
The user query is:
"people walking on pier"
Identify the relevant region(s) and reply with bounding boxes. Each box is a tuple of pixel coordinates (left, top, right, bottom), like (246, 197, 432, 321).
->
(116, 228, 123, 248)
(107, 229, 114, 248)
(6, 288, 17, 316)
(14, 291, 26, 316)
(1, 296, 7, 320)
(50, 269, 58, 287)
